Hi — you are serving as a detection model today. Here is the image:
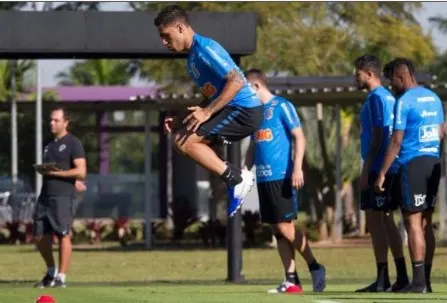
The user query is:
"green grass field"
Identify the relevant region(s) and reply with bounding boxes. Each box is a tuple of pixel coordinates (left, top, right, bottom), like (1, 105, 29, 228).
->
(0, 244, 447, 303)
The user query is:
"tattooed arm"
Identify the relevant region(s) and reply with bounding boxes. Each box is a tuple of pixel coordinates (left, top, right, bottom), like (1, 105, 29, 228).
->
(204, 69, 245, 116)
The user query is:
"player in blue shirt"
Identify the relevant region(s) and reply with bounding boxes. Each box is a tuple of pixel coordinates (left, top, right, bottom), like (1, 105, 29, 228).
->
(354, 55, 409, 293)
(376, 58, 445, 293)
(244, 69, 326, 294)
(154, 5, 263, 217)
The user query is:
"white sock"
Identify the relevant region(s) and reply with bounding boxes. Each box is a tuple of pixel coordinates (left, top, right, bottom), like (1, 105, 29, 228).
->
(47, 267, 57, 277)
(57, 273, 66, 283)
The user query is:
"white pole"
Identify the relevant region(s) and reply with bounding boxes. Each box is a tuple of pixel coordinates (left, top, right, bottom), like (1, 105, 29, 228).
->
(10, 61, 18, 195)
(144, 110, 152, 249)
(33, 0, 46, 199)
(35, 60, 42, 197)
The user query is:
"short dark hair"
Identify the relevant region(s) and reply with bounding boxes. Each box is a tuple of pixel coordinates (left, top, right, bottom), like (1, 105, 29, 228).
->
(154, 5, 190, 27)
(383, 60, 395, 79)
(244, 68, 267, 85)
(51, 107, 70, 122)
(354, 55, 381, 76)
(390, 57, 416, 79)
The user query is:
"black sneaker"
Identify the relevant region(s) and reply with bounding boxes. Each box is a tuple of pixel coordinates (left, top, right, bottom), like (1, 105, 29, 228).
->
(34, 274, 55, 288)
(52, 277, 66, 288)
(397, 283, 427, 293)
(386, 280, 410, 292)
(355, 281, 390, 292)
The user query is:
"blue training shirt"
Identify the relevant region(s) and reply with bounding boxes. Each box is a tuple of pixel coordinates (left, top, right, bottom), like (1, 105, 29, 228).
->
(253, 96, 301, 183)
(394, 86, 445, 165)
(186, 33, 261, 108)
(360, 86, 399, 173)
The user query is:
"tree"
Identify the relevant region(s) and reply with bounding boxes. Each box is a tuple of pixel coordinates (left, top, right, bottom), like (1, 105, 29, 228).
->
(56, 59, 135, 86)
(40, 2, 101, 11)
(428, 15, 447, 81)
(56, 59, 146, 176)
(0, 2, 27, 10)
(429, 15, 447, 34)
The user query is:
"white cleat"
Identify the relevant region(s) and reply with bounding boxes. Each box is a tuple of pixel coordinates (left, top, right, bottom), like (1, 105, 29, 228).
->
(227, 169, 255, 217)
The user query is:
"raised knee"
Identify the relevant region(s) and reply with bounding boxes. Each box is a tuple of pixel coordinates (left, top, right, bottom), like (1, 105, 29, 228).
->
(34, 236, 43, 243)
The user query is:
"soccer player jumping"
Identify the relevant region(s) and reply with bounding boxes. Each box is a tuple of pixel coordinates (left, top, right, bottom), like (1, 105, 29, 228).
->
(154, 5, 263, 216)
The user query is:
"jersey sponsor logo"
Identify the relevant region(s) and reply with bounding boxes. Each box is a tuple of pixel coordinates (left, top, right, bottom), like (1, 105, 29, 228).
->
(202, 82, 217, 98)
(256, 164, 272, 178)
(417, 96, 435, 103)
(264, 107, 274, 120)
(59, 144, 66, 152)
(414, 194, 426, 207)
(421, 110, 438, 118)
(419, 124, 439, 142)
(254, 128, 273, 142)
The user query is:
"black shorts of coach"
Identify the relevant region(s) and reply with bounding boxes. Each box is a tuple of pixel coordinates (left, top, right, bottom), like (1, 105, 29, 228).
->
(195, 105, 263, 144)
(361, 172, 399, 212)
(394, 155, 441, 213)
(257, 179, 298, 224)
(33, 195, 75, 237)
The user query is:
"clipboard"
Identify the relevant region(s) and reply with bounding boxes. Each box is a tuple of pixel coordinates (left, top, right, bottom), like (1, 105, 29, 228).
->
(33, 162, 61, 172)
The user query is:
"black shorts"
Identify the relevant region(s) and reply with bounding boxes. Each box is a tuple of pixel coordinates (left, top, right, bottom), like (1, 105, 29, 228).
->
(395, 156, 441, 213)
(257, 179, 298, 224)
(196, 106, 263, 143)
(33, 195, 74, 237)
(360, 172, 399, 212)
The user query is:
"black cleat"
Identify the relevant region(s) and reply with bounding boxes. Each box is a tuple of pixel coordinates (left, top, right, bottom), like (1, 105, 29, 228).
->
(34, 274, 55, 288)
(427, 282, 432, 293)
(397, 283, 427, 293)
(355, 281, 390, 292)
(52, 277, 66, 288)
(386, 280, 410, 292)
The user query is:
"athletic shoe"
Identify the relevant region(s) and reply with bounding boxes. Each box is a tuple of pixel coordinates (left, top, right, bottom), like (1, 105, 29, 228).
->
(34, 274, 55, 288)
(52, 277, 66, 288)
(228, 169, 255, 217)
(397, 283, 427, 293)
(267, 281, 303, 294)
(386, 280, 410, 292)
(355, 280, 390, 292)
(311, 265, 326, 292)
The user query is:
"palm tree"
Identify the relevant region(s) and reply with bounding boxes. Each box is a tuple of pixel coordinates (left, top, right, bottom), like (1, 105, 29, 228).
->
(0, 60, 35, 101)
(56, 59, 134, 86)
(429, 15, 447, 34)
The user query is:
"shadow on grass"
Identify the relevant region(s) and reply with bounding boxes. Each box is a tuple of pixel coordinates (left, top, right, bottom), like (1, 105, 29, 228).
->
(1, 278, 447, 290)
(15, 242, 278, 254)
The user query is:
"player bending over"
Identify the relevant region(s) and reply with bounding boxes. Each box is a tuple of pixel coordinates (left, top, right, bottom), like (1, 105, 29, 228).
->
(244, 69, 326, 294)
(154, 5, 263, 216)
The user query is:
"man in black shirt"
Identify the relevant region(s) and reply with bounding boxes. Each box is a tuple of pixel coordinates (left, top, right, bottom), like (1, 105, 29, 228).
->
(33, 107, 86, 288)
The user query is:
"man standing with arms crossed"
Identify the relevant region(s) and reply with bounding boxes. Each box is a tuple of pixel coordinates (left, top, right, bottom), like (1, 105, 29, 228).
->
(244, 69, 326, 294)
(33, 107, 87, 288)
(154, 5, 263, 217)
(376, 58, 445, 293)
(354, 55, 409, 292)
